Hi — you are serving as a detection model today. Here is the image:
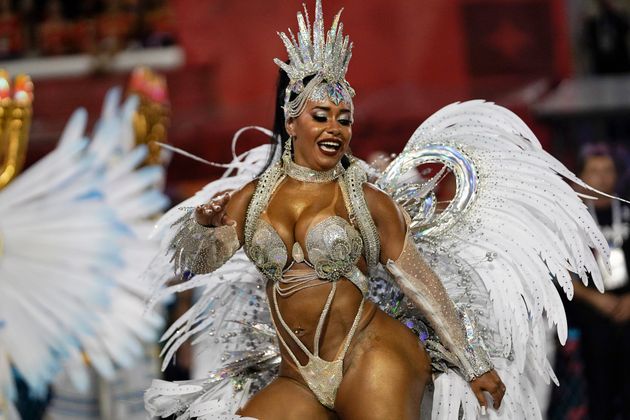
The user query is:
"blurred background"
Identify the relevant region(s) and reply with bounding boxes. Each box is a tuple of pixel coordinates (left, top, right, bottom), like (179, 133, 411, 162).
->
(4, 0, 629, 196)
(2, 0, 630, 419)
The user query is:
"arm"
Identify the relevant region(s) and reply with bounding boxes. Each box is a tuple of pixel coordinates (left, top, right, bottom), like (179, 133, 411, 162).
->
(364, 184, 505, 409)
(169, 181, 255, 277)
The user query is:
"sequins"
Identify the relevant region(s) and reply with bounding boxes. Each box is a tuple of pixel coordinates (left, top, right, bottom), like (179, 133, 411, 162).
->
(274, 0, 355, 119)
(298, 357, 343, 408)
(340, 162, 381, 272)
(306, 216, 363, 282)
(284, 154, 344, 183)
(386, 232, 493, 381)
(244, 160, 378, 296)
(168, 208, 240, 277)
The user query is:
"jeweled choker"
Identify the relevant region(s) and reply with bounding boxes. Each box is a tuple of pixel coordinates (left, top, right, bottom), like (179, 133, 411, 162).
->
(283, 155, 344, 183)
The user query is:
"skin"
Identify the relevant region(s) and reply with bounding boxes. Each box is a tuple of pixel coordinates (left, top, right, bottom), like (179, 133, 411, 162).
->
(195, 99, 505, 419)
(574, 155, 630, 323)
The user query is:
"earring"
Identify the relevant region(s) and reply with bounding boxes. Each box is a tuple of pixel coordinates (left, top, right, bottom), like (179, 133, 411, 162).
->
(282, 136, 294, 161)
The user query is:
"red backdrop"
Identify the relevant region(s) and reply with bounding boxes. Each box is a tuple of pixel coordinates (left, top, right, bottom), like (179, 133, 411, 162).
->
(26, 0, 572, 195)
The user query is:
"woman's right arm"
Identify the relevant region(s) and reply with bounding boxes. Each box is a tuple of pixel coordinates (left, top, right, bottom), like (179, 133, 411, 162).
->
(195, 181, 257, 245)
(169, 181, 256, 277)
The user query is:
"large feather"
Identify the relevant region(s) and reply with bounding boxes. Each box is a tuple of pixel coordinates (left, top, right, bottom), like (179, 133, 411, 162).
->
(378, 100, 610, 419)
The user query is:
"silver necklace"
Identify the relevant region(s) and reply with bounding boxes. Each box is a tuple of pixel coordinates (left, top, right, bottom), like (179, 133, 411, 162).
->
(283, 155, 344, 183)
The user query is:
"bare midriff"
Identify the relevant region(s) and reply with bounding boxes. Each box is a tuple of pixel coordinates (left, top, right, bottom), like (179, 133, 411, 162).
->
(266, 274, 375, 373)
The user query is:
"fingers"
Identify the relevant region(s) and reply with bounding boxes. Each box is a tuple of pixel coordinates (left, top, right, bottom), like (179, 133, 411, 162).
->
(471, 371, 506, 414)
(214, 192, 231, 208)
(472, 388, 487, 414)
(490, 382, 506, 409)
(195, 192, 233, 227)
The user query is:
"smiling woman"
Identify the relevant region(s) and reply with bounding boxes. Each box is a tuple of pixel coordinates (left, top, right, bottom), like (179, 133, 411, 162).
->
(288, 101, 353, 169)
(144, 1, 612, 419)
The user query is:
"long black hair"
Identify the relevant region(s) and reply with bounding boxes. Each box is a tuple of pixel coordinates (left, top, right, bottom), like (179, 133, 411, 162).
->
(259, 67, 351, 174)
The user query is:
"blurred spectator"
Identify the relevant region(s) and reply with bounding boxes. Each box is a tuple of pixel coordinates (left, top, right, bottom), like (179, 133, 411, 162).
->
(142, 0, 176, 47)
(558, 144, 630, 419)
(584, 0, 630, 74)
(69, 1, 100, 55)
(97, 0, 134, 54)
(0, 0, 24, 59)
(38, 0, 68, 56)
(0, 0, 176, 60)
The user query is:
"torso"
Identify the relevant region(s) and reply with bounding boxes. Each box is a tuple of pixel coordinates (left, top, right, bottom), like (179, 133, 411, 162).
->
(258, 177, 369, 365)
(234, 165, 431, 417)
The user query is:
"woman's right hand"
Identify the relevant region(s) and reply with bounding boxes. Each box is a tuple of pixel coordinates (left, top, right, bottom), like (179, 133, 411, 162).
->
(194, 192, 236, 227)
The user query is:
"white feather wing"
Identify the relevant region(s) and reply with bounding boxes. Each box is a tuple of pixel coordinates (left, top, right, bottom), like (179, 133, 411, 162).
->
(379, 100, 607, 419)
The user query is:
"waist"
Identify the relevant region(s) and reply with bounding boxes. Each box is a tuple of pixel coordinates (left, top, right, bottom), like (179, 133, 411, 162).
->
(267, 276, 365, 323)
(269, 282, 375, 365)
(277, 264, 368, 296)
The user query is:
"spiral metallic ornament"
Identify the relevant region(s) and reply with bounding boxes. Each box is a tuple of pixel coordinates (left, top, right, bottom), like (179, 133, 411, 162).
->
(378, 144, 478, 238)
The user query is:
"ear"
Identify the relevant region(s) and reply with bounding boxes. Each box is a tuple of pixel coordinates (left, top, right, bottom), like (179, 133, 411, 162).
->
(285, 117, 296, 137)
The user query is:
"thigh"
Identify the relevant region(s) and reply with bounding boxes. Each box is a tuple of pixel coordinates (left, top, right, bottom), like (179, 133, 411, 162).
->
(334, 311, 431, 420)
(238, 376, 338, 420)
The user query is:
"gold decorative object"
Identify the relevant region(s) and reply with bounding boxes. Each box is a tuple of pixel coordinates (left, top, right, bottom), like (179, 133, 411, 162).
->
(128, 66, 169, 165)
(0, 71, 33, 190)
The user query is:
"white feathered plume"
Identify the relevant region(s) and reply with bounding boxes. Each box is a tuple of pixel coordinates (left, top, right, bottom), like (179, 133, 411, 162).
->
(378, 100, 611, 419)
(144, 134, 277, 419)
(0, 88, 167, 405)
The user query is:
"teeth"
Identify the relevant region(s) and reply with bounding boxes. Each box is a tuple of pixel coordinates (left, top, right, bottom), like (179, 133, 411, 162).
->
(319, 141, 341, 149)
(319, 142, 341, 152)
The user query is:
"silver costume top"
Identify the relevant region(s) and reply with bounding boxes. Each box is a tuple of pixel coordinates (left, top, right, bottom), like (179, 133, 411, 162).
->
(249, 216, 368, 295)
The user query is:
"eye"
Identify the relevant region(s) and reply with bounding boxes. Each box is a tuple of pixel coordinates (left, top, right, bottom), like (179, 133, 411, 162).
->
(312, 115, 327, 123)
(338, 118, 353, 126)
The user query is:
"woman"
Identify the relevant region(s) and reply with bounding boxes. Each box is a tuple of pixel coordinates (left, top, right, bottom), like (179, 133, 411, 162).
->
(193, 89, 504, 420)
(185, 2, 503, 418)
(145, 1, 609, 419)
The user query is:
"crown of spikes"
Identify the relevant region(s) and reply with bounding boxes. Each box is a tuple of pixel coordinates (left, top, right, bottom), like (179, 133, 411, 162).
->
(274, 0, 355, 118)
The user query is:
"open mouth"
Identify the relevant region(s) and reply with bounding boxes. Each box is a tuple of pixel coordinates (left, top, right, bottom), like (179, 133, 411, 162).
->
(317, 139, 343, 155)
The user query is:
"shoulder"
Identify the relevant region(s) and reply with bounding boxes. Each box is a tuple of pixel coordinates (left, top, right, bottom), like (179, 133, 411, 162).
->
(225, 180, 258, 243)
(362, 183, 406, 232)
(231, 179, 257, 201)
(361, 182, 407, 261)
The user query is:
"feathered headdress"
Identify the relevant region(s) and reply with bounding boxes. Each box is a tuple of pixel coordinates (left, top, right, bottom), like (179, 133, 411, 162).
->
(274, 0, 355, 118)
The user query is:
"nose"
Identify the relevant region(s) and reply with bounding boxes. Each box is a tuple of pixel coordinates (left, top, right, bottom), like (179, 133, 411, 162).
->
(326, 120, 342, 135)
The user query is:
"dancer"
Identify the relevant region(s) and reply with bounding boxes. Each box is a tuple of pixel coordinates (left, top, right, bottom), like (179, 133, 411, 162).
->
(145, 1, 611, 418)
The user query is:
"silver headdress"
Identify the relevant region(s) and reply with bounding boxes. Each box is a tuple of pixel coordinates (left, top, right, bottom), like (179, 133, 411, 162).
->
(274, 0, 355, 118)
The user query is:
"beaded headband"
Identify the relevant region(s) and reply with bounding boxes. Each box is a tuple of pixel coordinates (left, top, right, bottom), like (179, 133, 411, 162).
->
(274, 0, 355, 119)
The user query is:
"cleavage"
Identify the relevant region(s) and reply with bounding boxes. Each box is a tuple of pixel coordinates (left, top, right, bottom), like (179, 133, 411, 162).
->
(262, 181, 348, 264)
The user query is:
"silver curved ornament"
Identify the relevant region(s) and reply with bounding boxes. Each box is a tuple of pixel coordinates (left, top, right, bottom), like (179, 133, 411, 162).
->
(378, 144, 478, 238)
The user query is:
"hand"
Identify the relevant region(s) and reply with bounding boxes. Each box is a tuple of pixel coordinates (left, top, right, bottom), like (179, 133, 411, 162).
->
(470, 370, 505, 413)
(194, 192, 235, 227)
(612, 294, 630, 323)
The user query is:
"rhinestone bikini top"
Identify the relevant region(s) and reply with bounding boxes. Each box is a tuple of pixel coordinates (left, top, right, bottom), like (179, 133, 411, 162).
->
(248, 216, 368, 295)
(244, 161, 381, 294)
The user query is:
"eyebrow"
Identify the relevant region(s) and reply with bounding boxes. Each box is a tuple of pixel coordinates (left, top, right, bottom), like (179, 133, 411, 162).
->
(312, 106, 352, 113)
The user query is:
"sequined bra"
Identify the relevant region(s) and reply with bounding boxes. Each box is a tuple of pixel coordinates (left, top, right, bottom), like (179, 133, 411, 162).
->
(248, 216, 368, 295)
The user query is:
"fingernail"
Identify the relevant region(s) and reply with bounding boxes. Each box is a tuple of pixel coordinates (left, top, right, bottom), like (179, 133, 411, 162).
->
(481, 406, 487, 415)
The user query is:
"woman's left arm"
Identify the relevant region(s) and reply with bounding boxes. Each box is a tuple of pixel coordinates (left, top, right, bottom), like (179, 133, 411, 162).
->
(364, 183, 505, 411)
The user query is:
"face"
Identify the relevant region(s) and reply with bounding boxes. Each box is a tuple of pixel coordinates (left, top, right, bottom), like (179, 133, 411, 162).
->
(580, 155, 617, 194)
(286, 99, 353, 171)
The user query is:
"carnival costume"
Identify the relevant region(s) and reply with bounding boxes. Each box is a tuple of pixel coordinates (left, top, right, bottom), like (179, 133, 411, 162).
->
(144, 1, 611, 418)
(0, 85, 167, 419)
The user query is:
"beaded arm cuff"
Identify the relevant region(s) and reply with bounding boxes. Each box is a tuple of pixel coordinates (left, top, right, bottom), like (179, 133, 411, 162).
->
(386, 232, 493, 381)
(168, 208, 240, 278)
